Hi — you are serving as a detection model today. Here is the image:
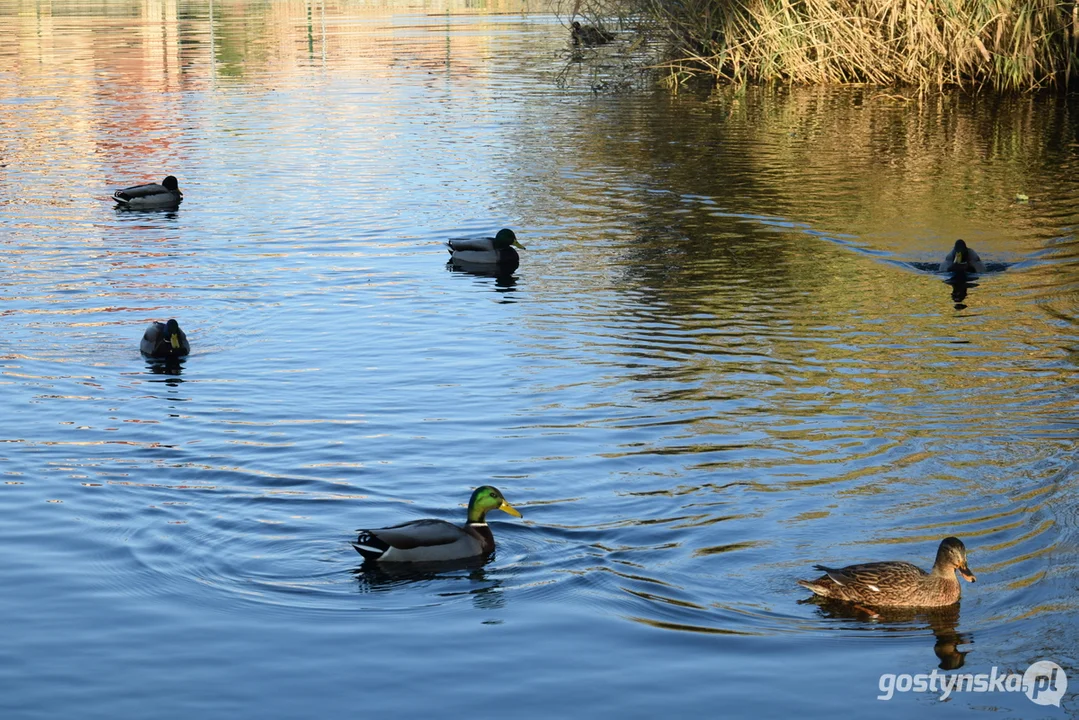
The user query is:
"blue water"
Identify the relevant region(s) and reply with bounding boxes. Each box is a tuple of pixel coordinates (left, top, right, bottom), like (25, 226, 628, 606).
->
(1, 2, 1078, 717)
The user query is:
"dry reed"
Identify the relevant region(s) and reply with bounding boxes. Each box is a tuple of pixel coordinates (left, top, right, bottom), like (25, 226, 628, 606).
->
(585, 0, 1079, 89)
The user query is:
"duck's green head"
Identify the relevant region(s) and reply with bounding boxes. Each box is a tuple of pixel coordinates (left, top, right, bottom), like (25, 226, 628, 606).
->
(163, 176, 180, 192)
(165, 318, 183, 350)
(936, 537, 976, 582)
(953, 239, 967, 265)
(494, 229, 525, 251)
(467, 485, 522, 523)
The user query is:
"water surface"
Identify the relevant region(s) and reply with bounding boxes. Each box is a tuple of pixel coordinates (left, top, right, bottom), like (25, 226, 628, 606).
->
(2, 1, 1078, 717)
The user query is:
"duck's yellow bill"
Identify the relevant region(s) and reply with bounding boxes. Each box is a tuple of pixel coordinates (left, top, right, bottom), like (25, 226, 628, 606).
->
(170, 334, 181, 349)
(499, 500, 523, 518)
(512, 240, 526, 250)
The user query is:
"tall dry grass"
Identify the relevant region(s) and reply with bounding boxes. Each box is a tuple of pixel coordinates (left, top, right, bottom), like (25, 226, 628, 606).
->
(606, 0, 1079, 89)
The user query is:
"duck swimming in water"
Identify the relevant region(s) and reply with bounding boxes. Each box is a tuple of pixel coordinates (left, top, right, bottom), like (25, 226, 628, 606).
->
(571, 21, 615, 46)
(446, 229, 526, 271)
(113, 176, 183, 209)
(798, 537, 976, 608)
(352, 486, 522, 563)
(940, 239, 986, 274)
(140, 319, 190, 358)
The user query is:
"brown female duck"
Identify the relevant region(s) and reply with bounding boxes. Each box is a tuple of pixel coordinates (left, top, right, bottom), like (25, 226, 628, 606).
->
(798, 537, 976, 607)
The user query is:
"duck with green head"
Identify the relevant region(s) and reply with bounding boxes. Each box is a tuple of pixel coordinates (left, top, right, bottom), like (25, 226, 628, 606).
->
(940, 239, 986, 274)
(140, 318, 190, 358)
(352, 486, 523, 563)
(447, 229, 525, 271)
(113, 175, 183, 209)
(798, 537, 976, 608)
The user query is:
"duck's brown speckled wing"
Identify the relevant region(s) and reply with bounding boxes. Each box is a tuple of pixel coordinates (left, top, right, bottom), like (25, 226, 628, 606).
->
(815, 561, 926, 593)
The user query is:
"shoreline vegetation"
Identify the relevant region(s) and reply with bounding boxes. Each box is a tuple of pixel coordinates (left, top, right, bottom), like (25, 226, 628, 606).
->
(567, 0, 1079, 91)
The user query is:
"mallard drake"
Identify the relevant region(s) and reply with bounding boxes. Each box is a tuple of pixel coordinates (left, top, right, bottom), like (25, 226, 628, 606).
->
(571, 21, 615, 46)
(446, 229, 525, 271)
(113, 176, 183, 208)
(140, 319, 190, 358)
(352, 486, 522, 563)
(940, 239, 986, 274)
(797, 537, 976, 608)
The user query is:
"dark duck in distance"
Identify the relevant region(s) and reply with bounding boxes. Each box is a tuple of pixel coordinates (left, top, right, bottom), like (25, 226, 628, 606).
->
(352, 486, 522, 563)
(446, 229, 525, 271)
(140, 319, 190, 358)
(798, 537, 976, 608)
(571, 21, 615, 46)
(940, 239, 986, 274)
(113, 175, 183, 209)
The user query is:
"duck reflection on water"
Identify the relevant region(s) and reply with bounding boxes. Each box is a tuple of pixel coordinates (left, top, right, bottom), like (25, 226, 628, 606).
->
(352, 558, 506, 610)
(944, 270, 978, 310)
(446, 259, 519, 293)
(802, 598, 972, 670)
(943, 263, 1013, 310)
(145, 357, 186, 385)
